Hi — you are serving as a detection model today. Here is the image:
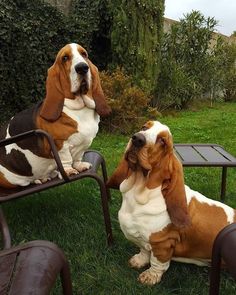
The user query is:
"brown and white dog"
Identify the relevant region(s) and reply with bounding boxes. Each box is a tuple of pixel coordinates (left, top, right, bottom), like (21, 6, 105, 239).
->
(107, 120, 236, 285)
(0, 43, 111, 188)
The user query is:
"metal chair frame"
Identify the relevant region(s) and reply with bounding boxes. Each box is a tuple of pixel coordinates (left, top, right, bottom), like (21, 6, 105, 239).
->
(0, 129, 113, 246)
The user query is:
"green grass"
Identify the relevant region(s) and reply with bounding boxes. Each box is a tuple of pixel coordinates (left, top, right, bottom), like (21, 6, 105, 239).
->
(2, 102, 236, 294)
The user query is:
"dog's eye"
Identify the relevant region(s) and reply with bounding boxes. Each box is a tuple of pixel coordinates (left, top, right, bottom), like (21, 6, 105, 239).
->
(62, 55, 69, 62)
(141, 126, 148, 131)
(156, 137, 165, 146)
(81, 51, 88, 58)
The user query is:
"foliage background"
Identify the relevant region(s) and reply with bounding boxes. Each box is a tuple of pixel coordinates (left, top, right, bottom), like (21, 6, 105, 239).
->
(0, 0, 165, 124)
(155, 11, 236, 110)
(1, 2, 236, 293)
(110, 0, 165, 90)
(0, 0, 235, 125)
(100, 68, 159, 133)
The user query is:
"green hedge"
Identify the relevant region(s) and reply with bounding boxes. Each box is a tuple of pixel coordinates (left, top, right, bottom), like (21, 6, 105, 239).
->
(0, 0, 114, 123)
(0, 0, 75, 123)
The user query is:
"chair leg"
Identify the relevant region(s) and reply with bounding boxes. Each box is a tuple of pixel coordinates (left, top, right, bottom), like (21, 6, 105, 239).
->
(209, 246, 221, 295)
(101, 157, 111, 201)
(91, 174, 113, 246)
(220, 167, 227, 201)
(209, 224, 236, 295)
(0, 207, 11, 249)
(60, 260, 73, 295)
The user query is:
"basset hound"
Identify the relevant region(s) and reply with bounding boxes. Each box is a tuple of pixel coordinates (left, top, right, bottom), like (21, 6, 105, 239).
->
(0, 43, 111, 188)
(107, 120, 236, 285)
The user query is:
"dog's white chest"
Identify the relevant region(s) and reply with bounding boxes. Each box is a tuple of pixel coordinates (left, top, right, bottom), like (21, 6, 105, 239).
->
(63, 103, 99, 148)
(118, 172, 171, 248)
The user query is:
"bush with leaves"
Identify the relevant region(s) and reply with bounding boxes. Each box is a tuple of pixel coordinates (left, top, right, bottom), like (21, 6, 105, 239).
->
(224, 69, 236, 102)
(100, 68, 159, 134)
(155, 10, 222, 109)
(155, 56, 201, 110)
(222, 43, 236, 102)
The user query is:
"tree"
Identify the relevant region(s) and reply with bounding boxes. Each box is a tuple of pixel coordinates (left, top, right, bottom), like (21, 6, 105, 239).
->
(155, 10, 220, 109)
(110, 0, 165, 91)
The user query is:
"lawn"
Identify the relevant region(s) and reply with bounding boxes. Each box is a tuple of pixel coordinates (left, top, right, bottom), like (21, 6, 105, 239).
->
(2, 102, 236, 294)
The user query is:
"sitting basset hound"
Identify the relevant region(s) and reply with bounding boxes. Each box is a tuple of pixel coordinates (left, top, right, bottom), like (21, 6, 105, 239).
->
(0, 43, 111, 188)
(107, 120, 236, 285)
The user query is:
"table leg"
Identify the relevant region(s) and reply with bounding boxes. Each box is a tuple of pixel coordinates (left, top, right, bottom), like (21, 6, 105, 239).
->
(220, 167, 227, 201)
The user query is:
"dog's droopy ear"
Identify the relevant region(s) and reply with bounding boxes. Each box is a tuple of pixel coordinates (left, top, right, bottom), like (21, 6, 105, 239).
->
(162, 155, 191, 228)
(40, 62, 73, 122)
(106, 156, 130, 190)
(87, 60, 111, 117)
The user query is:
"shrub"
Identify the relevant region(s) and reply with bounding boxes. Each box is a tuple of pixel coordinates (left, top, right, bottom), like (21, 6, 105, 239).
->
(224, 68, 236, 102)
(100, 68, 159, 134)
(222, 43, 236, 102)
(155, 11, 219, 109)
(155, 62, 201, 110)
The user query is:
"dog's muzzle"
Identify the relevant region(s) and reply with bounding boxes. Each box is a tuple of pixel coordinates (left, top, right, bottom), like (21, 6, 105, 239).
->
(125, 133, 146, 170)
(79, 79, 89, 94)
(74, 62, 89, 95)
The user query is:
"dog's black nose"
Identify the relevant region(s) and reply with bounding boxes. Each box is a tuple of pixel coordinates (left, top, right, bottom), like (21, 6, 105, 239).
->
(75, 62, 89, 75)
(132, 133, 146, 148)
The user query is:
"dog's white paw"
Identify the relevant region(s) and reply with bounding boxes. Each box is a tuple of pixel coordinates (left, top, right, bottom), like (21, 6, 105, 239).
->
(73, 161, 92, 172)
(138, 268, 164, 285)
(129, 253, 150, 269)
(34, 179, 43, 185)
(64, 167, 79, 176)
(34, 177, 51, 185)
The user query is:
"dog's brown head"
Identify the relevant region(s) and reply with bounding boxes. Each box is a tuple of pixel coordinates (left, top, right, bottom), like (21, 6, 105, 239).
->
(40, 43, 111, 122)
(107, 120, 190, 228)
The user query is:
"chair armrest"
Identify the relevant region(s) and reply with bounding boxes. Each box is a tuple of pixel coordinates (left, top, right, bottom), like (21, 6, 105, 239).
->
(83, 150, 105, 173)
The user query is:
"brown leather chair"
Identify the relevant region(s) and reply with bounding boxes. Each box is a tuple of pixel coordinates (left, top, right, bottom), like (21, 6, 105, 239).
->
(209, 223, 236, 295)
(0, 209, 73, 295)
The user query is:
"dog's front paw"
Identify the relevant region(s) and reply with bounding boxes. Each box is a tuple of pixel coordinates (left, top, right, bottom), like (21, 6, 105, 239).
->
(34, 177, 51, 184)
(64, 167, 79, 176)
(129, 252, 150, 269)
(138, 268, 164, 285)
(73, 161, 92, 172)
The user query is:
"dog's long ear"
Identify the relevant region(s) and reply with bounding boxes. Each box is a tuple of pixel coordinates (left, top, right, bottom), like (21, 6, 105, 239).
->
(87, 60, 111, 117)
(146, 130, 173, 189)
(40, 63, 73, 122)
(107, 156, 130, 190)
(162, 155, 191, 228)
(146, 130, 190, 228)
